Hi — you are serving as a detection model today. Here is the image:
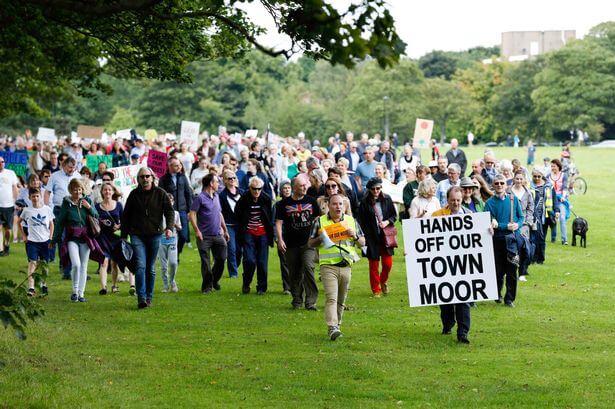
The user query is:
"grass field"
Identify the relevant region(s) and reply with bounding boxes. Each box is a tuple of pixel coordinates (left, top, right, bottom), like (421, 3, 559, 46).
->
(1, 146, 613, 408)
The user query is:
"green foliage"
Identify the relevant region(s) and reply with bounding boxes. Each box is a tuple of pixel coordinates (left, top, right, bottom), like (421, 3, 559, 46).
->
(0, 262, 47, 341)
(418, 51, 459, 80)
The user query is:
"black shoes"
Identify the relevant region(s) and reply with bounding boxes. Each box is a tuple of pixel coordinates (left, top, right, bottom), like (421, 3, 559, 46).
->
(442, 328, 452, 335)
(458, 336, 470, 344)
(505, 301, 515, 308)
(213, 283, 221, 291)
(257, 290, 266, 296)
(242, 286, 250, 294)
(41, 286, 48, 296)
(306, 305, 318, 311)
(99, 288, 107, 295)
(137, 299, 148, 309)
(71, 293, 78, 302)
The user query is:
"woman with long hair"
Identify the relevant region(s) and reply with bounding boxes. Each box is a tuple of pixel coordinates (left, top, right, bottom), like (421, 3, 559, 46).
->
(548, 159, 569, 245)
(357, 177, 397, 297)
(409, 178, 441, 219)
(470, 174, 494, 202)
(317, 177, 352, 216)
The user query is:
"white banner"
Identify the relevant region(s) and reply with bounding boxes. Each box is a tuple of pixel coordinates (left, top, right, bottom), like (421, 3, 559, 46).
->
(403, 212, 498, 307)
(180, 120, 200, 152)
(108, 165, 142, 204)
(115, 129, 131, 140)
(37, 127, 57, 142)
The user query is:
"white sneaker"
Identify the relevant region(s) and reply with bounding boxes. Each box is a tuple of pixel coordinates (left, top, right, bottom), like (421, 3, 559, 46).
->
(171, 283, 179, 293)
(187, 242, 193, 249)
(118, 273, 127, 283)
(328, 326, 342, 341)
(161, 287, 169, 293)
(519, 276, 527, 282)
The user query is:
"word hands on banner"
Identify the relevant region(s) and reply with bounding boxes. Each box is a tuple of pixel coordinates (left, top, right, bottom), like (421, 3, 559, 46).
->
(403, 212, 498, 307)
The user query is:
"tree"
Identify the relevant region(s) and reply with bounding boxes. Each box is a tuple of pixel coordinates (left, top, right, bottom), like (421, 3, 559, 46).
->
(418, 51, 458, 80)
(532, 29, 615, 139)
(0, 0, 406, 118)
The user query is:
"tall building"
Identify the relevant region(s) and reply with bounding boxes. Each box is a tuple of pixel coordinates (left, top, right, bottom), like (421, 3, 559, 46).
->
(501, 30, 576, 61)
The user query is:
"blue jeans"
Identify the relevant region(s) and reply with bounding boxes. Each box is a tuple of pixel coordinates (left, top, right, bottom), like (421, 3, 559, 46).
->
(242, 233, 269, 292)
(131, 234, 162, 301)
(177, 210, 190, 254)
(550, 203, 568, 243)
(227, 225, 241, 278)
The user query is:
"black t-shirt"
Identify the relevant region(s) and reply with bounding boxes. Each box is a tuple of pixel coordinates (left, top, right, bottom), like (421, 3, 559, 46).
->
(275, 196, 321, 248)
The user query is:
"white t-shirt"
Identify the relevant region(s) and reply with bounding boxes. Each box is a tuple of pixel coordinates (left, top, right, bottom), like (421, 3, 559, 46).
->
(20, 205, 55, 242)
(0, 168, 18, 207)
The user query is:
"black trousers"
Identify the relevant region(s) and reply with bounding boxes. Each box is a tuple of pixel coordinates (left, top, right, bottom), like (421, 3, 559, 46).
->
(197, 235, 227, 291)
(440, 303, 471, 338)
(493, 237, 518, 303)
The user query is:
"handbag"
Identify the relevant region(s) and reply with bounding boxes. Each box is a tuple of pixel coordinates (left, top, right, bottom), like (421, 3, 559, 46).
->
(77, 199, 101, 237)
(382, 224, 398, 248)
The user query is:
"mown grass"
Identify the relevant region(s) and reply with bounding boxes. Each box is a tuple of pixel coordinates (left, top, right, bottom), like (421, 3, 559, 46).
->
(1, 146, 613, 408)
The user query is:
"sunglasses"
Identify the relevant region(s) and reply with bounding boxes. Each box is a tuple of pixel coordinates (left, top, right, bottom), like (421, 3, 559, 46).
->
(370, 186, 382, 191)
(250, 187, 262, 191)
(226, 176, 237, 180)
(493, 182, 505, 186)
(325, 184, 338, 189)
(139, 175, 152, 179)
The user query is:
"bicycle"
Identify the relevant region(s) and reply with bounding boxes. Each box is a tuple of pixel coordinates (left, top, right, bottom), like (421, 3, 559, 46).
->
(567, 163, 587, 195)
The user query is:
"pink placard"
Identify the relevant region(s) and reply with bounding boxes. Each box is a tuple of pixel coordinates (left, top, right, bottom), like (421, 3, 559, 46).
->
(147, 150, 168, 178)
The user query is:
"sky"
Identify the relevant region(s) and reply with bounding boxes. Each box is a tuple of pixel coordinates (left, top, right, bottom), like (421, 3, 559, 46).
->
(242, 0, 615, 59)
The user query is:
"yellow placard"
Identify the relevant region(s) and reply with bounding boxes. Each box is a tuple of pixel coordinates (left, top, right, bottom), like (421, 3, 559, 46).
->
(144, 129, 158, 141)
(323, 222, 353, 242)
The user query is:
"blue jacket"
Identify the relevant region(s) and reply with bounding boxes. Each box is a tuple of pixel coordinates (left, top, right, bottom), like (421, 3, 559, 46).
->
(485, 194, 524, 238)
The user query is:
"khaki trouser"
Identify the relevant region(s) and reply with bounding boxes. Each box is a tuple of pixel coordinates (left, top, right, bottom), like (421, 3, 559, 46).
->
(320, 264, 352, 327)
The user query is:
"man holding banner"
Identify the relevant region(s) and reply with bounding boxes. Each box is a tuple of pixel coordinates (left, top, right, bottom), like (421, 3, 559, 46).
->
(308, 194, 364, 340)
(431, 186, 471, 344)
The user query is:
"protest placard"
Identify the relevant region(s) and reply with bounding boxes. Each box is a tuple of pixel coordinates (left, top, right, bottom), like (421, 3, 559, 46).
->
(108, 165, 142, 204)
(245, 129, 258, 138)
(77, 125, 105, 139)
(37, 127, 57, 143)
(0, 151, 28, 177)
(402, 212, 498, 307)
(147, 150, 168, 178)
(180, 120, 200, 151)
(86, 154, 113, 172)
(115, 129, 131, 140)
(322, 222, 353, 242)
(412, 118, 434, 149)
(144, 129, 158, 141)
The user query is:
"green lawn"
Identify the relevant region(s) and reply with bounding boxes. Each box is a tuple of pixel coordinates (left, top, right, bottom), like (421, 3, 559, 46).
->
(1, 146, 614, 408)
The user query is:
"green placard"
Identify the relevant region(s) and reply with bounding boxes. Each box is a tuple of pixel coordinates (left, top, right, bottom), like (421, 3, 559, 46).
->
(86, 154, 113, 171)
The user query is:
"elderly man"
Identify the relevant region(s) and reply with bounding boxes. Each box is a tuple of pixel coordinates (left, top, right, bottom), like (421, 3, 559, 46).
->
(121, 167, 175, 309)
(342, 141, 362, 172)
(0, 155, 19, 256)
(190, 173, 230, 294)
(435, 163, 461, 207)
(485, 174, 524, 307)
(275, 177, 321, 310)
(445, 138, 468, 175)
(235, 176, 273, 295)
(159, 157, 193, 257)
(44, 157, 79, 278)
(483, 153, 498, 185)
(431, 186, 471, 343)
(308, 194, 365, 340)
(374, 140, 395, 179)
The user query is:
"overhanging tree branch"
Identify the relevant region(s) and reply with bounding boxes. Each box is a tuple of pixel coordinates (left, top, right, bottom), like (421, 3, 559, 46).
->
(24, 0, 163, 17)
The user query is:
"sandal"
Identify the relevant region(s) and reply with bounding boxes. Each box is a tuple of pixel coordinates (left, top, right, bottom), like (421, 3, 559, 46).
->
(99, 288, 107, 295)
(112, 285, 119, 293)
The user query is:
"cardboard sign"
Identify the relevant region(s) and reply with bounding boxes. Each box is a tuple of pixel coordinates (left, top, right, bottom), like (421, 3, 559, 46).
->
(77, 125, 105, 139)
(37, 127, 57, 142)
(144, 129, 158, 141)
(402, 212, 498, 307)
(86, 154, 113, 172)
(180, 120, 200, 151)
(0, 151, 28, 177)
(245, 129, 258, 138)
(323, 222, 353, 242)
(412, 118, 434, 149)
(147, 150, 168, 178)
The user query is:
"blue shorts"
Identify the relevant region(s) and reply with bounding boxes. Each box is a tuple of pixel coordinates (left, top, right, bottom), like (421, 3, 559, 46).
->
(26, 241, 53, 262)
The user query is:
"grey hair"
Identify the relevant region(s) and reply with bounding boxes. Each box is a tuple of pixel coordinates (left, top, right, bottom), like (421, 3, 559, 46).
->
(249, 176, 264, 188)
(447, 163, 461, 174)
(417, 178, 437, 197)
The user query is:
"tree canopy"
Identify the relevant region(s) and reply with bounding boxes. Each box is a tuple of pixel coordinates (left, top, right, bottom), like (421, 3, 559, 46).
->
(0, 0, 406, 118)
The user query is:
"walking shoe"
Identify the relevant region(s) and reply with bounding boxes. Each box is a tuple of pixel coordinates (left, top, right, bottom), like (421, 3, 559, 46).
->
(187, 242, 193, 249)
(99, 288, 107, 295)
(161, 286, 169, 293)
(507, 254, 520, 267)
(62, 275, 71, 280)
(381, 282, 389, 295)
(137, 299, 148, 309)
(306, 305, 318, 311)
(519, 276, 527, 282)
(562, 241, 569, 245)
(78, 297, 87, 303)
(202, 288, 213, 294)
(213, 283, 221, 291)
(292, 304, 301, 310)
(0, 251, 6, 257)
(242, 286, 250, 294)
(41, 286, 48, 296)
(328, 326, 342, 341)
(373, 292, 382, 298)
(71, 293, 78, 302)
(442, 328, 452, 335)
(27, 288, 35, 297)
(146, 299, 152, 307)
(505, 301, 515, 308)
(171, 283, 179, 293)
(257, 290, 266, 296)
(283, 290, 291, 295)
(111, 285, 119, 293)
(3, 245, 8, 255)
(457, 336, 470, 344)
(129, 286, 136, 296)
(495, 297, 502, 304)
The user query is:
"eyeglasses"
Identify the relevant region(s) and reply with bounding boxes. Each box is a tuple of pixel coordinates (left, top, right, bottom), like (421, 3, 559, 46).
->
(370, 187, 382, 191)
(493, 182, 505, 186)
(325, 184, 338, 189)
(250, 187, 262, 191)
(139, 175, 152, 179)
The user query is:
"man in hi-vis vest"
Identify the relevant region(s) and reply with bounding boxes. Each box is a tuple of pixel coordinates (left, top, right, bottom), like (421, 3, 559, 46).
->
(308, 194, 365, 340)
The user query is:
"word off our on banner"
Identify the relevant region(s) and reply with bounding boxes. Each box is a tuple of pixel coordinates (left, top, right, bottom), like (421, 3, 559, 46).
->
(403, 212, 498, 307)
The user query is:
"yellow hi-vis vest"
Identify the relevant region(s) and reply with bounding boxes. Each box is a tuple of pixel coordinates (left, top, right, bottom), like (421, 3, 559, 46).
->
(318, 214, 360, 266)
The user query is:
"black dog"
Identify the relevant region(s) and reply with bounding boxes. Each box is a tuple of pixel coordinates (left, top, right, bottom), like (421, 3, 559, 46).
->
(572, 217, 589, 248)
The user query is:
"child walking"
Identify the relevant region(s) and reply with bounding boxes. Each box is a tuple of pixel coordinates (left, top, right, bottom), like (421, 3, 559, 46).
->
(159, 193, 181, 292)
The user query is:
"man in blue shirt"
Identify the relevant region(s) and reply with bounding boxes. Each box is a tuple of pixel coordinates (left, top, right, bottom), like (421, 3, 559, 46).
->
(354, 147, 377, 191)
(485, 174, 524, 307)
